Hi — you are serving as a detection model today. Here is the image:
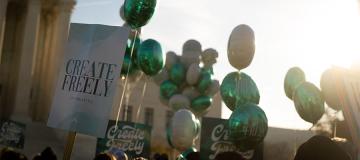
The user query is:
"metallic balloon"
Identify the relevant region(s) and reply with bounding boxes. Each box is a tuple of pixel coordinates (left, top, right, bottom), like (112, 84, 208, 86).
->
(293, 82, 325, 124)
(182, 86, 201, 100)
(205, 80, 220, 96)
(137, 39, 164, 76)
(201, 48, 218, 68)
(220, 72, 260, 111)
(181, 40, 202, 68)
(165, 51, 179, 70)
(227, 24, 255, 70)
(120, 52, 139, 76)
(169, 63, 186, 85)
(153, 69, 169, 86)
(228, 103, 268, 151)
(124, 0, 157, 29)
(320, 68, 342, 111)
(284, 67, 306, 100)
(186, 63, 202, 85)
(169, 94, 191, 111)
(171, 109, 199, 152)
(126, 35, 141, 65)
(160, 80, 178, 100)
(190, 96, 212, 116)
(197, 71, 213, 94)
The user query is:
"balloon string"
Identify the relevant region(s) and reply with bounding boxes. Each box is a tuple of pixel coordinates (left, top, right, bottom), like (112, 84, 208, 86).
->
(136, 76, 149, 123)
(115, 30, 139, 132)
(334, 120, 337, 138)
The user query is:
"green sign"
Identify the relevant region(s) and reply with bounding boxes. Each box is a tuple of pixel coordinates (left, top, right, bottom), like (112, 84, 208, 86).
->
(200, 117, 263, 160)
(96, 121, 152, 159)
(0, 120, 26, 149)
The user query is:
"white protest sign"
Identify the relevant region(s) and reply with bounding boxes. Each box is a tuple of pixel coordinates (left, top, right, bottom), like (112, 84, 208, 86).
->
(47, 23, 129, 137)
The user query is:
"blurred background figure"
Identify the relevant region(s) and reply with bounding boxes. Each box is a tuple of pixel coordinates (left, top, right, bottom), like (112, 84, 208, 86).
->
(294, 135, 351, 160)
(32, 147, 57, 160)
(0, 147, 27, 160)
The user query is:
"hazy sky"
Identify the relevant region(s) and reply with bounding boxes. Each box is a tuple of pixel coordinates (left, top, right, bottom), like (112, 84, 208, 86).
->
(71, 0, 360, 130)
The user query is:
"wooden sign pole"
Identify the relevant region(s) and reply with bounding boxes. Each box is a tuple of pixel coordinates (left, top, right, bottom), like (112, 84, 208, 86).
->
(63, 131, 77, 160)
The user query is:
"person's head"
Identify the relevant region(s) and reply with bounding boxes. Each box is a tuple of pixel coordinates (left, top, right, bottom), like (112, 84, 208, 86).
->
(185, 152, 200, 160)
(93, 153, 112, 160)
(40, 147, 57, 160)
(0, 148, 27, 160)
(214, 152, 245, 160)
(294, 135, 351, 160)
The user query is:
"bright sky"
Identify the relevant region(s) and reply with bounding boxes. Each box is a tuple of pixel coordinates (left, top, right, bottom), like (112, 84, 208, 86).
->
(71, 0, 360, 130)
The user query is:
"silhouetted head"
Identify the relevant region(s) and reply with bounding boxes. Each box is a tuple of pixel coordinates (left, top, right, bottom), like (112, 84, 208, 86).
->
(294, 135, 351, 160)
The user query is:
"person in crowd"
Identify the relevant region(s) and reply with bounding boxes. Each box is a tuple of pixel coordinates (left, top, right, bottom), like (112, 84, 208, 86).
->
(94, 153, 113, 160)
(294, 135, 352, 160)
(185, 152, 200, 160)
(214, 151, 245, 160)
(0, 147, 27, 160)
(32, 147, 57, 160)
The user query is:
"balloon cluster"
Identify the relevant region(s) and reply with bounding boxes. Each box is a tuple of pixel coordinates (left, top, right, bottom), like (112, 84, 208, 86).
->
(284, 67, 325, 124)
(221, 24, 268, 151)
(154, 39, 220, 116)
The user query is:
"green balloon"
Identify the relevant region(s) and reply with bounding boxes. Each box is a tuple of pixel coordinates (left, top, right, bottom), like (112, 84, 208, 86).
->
(126, 36, 142, 65)
(160, 80, 178, 100)
(284, 67, 306, 100)
(228, 103, 268, 151)
(137, 39, 164, 76)
(121, 52, 138, 76)
(220, 72, 260, 111)
(190, 96, 212, 116)
(293, 82, 325, 124)
(169, 63, 186, 85)
(197, 71, 212, 94)
(124, 0, 157, 29)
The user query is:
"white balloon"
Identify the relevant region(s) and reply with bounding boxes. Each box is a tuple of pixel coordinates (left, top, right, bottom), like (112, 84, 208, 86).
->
(206, 80, 220, 96)
(165, 51, 179, 70)
(182, 86, 200, 100)
(181, 40, 202, 68)
(186, 63, 201, 85)
(153, 69, 169, 86)
(201, 48, 218, 68)
(182, 39, 202, 55)
(228, 24, 255, 70)
(171, 109, 198, 152)
(169, 94, 190, 111)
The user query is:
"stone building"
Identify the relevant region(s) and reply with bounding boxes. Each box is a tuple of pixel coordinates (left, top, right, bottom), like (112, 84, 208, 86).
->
(0, 0, 222, 159)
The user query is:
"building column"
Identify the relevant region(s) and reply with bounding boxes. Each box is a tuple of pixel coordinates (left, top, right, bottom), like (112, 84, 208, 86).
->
(12, 0, 41, 121)
(0, 0, 8, 62)
(32, 0, 75, 121)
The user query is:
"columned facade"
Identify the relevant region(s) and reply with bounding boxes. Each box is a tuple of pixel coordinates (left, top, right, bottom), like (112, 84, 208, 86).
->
(0, 0, 76, 122)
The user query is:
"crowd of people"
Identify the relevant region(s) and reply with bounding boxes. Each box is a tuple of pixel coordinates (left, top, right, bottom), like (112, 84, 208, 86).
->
(0, 135, 354, 160)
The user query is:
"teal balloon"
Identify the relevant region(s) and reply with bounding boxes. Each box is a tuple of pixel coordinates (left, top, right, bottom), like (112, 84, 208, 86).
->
(121, 52, 138, 76)
(190, 96, 212, 116)
(228, 103, 268, 151)
(126, 36, 141, 65)
(284, 67, 306, 100)
(169, 63, 186, 85)
(124, 0, 157, 29)
(137, 39, 164, 76)
(220, 72, 260, 111)
(160, 80, 178, 100)
(293, 82, 325, 124)
(197, 71, 212, 94)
